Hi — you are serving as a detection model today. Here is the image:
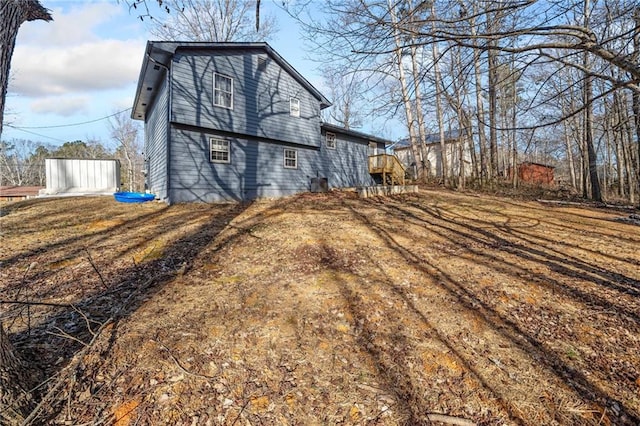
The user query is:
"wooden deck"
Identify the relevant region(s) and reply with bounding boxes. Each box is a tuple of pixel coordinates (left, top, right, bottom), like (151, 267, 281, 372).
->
(368, 154, 406, 185)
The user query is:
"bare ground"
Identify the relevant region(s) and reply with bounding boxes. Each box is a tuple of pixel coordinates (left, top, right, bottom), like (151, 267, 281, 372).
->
(0, 189, 639, 425)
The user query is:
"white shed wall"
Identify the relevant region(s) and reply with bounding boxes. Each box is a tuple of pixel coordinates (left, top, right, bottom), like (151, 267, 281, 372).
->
(44, 159, 120, 194)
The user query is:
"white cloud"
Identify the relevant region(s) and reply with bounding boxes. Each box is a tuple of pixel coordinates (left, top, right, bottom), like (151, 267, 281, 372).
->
(10, 39, 144, 97)
(16, 2, 123, 46)
(30, 96, 90, 116)
(7, 2, 146, 98)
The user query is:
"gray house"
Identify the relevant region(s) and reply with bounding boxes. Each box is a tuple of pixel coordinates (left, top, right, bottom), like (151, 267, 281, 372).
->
(131, 41, 391, 203)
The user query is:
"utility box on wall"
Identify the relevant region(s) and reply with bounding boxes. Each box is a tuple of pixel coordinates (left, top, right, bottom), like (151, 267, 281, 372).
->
(43, 158, 121, 195)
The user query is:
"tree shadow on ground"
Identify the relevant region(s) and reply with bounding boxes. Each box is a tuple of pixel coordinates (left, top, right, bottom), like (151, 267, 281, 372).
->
(339, 194, 639, 425)
(2, 199, 252, 424)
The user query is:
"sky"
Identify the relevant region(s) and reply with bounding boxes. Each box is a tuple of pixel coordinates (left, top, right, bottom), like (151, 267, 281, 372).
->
(4, 0, 401, 150)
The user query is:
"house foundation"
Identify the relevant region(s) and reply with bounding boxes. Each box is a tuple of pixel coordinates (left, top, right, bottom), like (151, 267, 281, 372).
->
(356, 185, 419, 198)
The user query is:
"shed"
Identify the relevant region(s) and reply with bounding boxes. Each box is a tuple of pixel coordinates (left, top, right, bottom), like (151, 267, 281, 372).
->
(514, 162, 554, 185)
(43, 158, 121, 195)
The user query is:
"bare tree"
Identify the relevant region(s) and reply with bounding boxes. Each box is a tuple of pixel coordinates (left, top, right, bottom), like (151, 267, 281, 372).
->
(322, 68, 365, 130)
(147, 0, 277, 41)
(109, 111, 143, 192)
(0, 139, 49, 186)
(0, 2, 52, 422)
(0, 0, 52, 139)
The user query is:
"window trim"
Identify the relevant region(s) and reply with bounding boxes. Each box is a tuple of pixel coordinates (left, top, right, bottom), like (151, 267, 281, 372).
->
(283, 148, 298, 169)
(213, 73, 233, 109)
(326, 132, 337, 150)
(210, 138, 231, 164)
(289, 97, 300, 117)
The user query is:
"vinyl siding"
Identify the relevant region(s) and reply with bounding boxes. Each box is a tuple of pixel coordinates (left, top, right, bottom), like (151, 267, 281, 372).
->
(144, 75, 169, 200)
(166, 125, 381, 202)
(168, 126, 320, 202)
(170, 49, 321, 148)
(319, 129, 381, 189)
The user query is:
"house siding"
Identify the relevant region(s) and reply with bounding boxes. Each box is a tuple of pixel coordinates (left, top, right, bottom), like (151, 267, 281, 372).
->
(319, 128, 380, 189)
(144, 75, 169, 200)
(170, 48, 321, 148)
(168, 126, 318, 202)
(167, 126, 381, 203)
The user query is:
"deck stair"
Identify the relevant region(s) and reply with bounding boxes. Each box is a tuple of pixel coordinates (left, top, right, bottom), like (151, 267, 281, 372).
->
(368, 154, 406, 185)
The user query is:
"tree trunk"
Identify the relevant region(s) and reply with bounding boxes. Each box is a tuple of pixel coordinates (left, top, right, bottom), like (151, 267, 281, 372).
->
(469, 7, 488, 183)
(487, 42, 500, 180)
(0, 0, 52, 138)
(432, 40, 449, 185)
(0, 2, 51, 423)
(632, 7, 640, 205)
(583, 0, 602, 202)
(409, 44, 430, 179)
(388, 1, 422, 180)
(0, 323, 35, 424)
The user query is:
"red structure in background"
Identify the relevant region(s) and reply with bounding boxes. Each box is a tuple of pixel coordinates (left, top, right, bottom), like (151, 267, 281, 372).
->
(511, 162, 555, 185)
(0, 186, 43, 201)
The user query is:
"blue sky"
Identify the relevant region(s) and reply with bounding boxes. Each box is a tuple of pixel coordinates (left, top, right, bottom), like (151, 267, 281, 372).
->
(3, 0, 401, 149)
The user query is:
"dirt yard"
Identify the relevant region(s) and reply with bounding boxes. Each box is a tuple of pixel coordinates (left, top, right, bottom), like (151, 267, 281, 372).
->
(1, 190, 639, 425)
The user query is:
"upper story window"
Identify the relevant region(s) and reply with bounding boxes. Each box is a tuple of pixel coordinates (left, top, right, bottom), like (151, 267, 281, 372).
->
(326, 132, 336, 149)
(210, 138, 230, 163)
(284, 148, 298, 169)
(214, 73, 233, 109)
(290, 97, 300, 117)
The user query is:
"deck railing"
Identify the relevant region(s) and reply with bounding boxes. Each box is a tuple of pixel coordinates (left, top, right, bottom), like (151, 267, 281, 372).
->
(368, 154, 406, 185)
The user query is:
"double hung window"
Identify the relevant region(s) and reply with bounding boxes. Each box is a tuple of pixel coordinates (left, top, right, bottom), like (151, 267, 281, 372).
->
(214, 73, 233, 109)
(284, 149, 297, 169)
(210, 138, 230, 163)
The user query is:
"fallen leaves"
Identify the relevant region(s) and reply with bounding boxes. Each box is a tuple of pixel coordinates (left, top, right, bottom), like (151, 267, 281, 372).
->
(1, 191, 639, 425)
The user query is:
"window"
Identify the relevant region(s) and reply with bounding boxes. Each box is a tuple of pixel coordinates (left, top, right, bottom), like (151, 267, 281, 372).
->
(257, 56, 268, 71)
(210, 138, 230, 163)
(214, 73, 233, 109)
(326, 132, 336, 149)
(290, 97, 300, 117)
(284, 148, 297, 169)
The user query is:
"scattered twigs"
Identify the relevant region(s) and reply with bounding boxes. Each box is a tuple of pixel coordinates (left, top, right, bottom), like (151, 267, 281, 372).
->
(46, 327, 89, 347)
(85, 248, 109, 290)
(21, 318, 114, 426)
(4, 263, 37, 331)
(425, 413, 477, 426)
(71, 305, 101, 337)
(0, 300, 73, 308)
(230, 398, 251, 426)
(153, 339, 216, 380)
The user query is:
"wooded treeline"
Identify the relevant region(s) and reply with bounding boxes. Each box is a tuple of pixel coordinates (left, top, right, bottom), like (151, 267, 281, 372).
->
(0, 137, 144, 192)
(292, 0, 640, 203)
(1, 110, 144, 192)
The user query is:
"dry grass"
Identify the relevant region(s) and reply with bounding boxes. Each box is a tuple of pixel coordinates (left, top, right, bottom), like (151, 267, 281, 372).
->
(0, 190, 639, 425)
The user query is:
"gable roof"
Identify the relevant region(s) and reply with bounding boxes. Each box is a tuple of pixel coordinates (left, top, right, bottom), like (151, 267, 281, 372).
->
(132, 41, 332, 121)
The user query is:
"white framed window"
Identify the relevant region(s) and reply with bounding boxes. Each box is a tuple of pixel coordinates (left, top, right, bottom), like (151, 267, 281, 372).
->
(210, 138, 230, 163)
(214, 73, 233, 109)
(326, 132, 336, 149)
(290, 97, 300, 117)
(284, 148, 298, 169)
